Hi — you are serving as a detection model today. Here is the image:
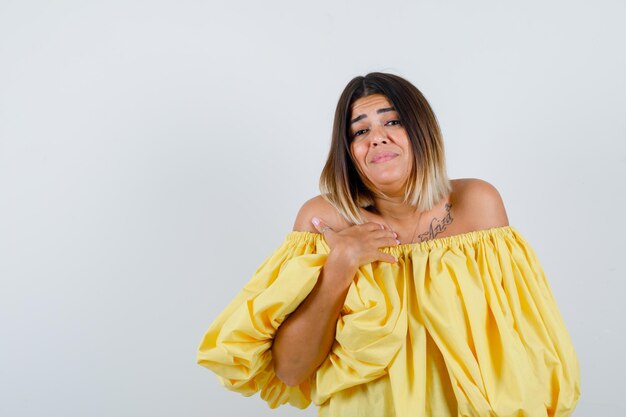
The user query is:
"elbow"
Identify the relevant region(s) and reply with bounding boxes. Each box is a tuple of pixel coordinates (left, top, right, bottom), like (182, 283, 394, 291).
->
(272, 348, 309, 387)
(275, 368, 305, 387)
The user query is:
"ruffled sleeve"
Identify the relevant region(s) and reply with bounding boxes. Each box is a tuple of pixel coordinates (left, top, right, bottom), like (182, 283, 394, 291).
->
(196, 232, 329, 409)
(312, 260, 408, 404)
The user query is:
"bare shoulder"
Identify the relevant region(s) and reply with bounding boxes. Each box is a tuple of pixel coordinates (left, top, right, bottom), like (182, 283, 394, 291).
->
(451, 178, 510, 230)
(292, 195, 351, 233)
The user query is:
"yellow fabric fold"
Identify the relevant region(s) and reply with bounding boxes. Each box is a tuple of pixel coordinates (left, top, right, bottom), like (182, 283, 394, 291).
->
(312, 260, 408, 404)
(197, 226, 581, 417)
(196, 233, 328, 408)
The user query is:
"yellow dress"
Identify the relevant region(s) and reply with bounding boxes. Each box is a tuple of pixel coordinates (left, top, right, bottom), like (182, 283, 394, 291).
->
(197, 226, 581, 417)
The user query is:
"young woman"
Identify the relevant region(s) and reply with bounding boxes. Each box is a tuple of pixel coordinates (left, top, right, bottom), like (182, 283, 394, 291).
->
(197, 72, 581, 417)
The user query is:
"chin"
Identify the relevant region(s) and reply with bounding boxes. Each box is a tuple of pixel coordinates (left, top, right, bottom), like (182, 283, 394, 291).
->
(367, 180, 407, 195)
(368, 172, 407, 186)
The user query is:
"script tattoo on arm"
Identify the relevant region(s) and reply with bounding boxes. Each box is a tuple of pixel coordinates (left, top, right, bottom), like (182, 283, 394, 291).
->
(417, 203, 454, 242)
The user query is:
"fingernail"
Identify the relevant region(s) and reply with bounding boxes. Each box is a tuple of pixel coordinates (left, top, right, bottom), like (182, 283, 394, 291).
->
(311, 217, 320, 227)
(396, 239, 400, 244)
(394, 232, 398, 238)
(394, 256, 398, 262)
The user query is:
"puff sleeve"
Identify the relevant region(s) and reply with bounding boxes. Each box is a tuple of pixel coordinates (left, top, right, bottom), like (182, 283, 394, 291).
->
(196, 232, 329, 409)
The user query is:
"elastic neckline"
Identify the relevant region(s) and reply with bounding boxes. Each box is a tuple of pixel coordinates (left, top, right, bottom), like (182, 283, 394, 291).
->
(287, 225, 516, 253)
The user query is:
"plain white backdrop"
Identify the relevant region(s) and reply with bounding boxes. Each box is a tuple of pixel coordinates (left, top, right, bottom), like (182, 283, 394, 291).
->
(1, 0, 624, 416)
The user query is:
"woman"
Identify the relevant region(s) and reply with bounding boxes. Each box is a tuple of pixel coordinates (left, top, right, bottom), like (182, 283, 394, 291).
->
(197, 73, 581, 416)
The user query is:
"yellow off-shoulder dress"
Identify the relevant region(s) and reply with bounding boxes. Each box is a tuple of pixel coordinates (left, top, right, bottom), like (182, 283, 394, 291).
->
(197, 226, 581, 417)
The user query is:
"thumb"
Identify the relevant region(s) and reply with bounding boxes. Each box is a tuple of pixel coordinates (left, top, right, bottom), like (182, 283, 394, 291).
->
(311, 217, 333, 235)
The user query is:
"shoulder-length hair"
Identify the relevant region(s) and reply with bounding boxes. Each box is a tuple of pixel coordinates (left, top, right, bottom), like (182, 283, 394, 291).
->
(319, 72, 452, 225)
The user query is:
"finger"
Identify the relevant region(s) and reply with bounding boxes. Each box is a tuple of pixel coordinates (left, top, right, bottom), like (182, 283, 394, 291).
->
(362, 222, 387, 232)
(369, 228, 399, 240)
(311, 217, 334, 235)
(375, 252, 398, 264)
(374, 236, 401, 247)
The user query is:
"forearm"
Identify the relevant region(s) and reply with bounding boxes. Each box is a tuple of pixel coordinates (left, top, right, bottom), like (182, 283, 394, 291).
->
(271, 252, 355, 386)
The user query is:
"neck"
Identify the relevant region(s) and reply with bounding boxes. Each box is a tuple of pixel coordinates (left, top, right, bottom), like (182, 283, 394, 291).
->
(372, 195, 421, 223)
(369, 195, 426, 244)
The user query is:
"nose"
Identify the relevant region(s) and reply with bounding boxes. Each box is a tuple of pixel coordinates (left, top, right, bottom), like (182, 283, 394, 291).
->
(370, 125, 389, 147)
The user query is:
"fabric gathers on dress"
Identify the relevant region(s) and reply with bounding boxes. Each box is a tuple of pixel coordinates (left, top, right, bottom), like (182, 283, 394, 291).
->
(196, 226, 581, 417)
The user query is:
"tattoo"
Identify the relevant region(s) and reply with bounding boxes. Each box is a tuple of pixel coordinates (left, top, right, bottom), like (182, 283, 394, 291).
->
(417, 203, 454, 242)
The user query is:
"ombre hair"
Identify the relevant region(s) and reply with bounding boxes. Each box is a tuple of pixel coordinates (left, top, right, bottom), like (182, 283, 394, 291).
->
(319, 72, 452, 225)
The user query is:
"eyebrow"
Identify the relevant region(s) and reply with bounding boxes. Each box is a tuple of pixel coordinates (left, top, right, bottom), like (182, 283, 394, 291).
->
(350, 107, 396, 124)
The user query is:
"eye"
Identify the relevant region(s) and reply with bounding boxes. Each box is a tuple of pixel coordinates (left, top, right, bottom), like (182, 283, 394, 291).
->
(385, 119, 402, 126)
(352, 128, 369, 138)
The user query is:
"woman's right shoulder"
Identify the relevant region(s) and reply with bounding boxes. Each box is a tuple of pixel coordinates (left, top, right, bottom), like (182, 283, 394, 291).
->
(292, 195, 351, 233)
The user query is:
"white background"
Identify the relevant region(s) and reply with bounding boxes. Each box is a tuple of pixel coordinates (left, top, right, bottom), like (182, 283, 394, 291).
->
(1, 1, 624, 416)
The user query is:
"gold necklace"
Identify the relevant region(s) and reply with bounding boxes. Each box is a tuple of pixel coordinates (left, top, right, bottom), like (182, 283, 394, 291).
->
(408, 210, 424, 244)
(378, 209, 424, 245)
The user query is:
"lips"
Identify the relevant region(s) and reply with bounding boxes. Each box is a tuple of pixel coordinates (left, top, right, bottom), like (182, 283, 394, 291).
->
(370, 151, 399, 164)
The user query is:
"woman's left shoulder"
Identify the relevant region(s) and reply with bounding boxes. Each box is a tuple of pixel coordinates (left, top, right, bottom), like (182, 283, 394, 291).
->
(450, 178, 510, 230)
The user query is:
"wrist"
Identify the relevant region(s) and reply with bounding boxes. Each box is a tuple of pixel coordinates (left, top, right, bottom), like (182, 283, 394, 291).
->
(326, 249, 358, 275)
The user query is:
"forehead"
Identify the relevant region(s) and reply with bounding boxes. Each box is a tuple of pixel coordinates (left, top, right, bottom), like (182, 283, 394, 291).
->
(350, 94, 394, 116)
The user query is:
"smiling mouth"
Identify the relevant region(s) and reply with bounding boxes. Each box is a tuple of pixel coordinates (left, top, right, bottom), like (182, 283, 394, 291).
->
(371, 152, 398, 163)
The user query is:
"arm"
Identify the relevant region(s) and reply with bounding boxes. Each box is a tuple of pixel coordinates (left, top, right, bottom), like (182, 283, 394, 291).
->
(271, 250, 356, 386)
(271, 197, 398, 386)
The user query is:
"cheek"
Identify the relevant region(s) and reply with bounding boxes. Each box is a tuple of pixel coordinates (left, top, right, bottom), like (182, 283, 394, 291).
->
(349, 144, 364, 167)
(402, 138, 413, 164)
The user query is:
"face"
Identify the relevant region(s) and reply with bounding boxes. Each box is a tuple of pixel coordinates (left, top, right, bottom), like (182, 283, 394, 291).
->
(348, 94, 412, 195)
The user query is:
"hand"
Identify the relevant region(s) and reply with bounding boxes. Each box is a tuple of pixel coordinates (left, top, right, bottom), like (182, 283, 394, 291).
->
(311, 217, 399, 273)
